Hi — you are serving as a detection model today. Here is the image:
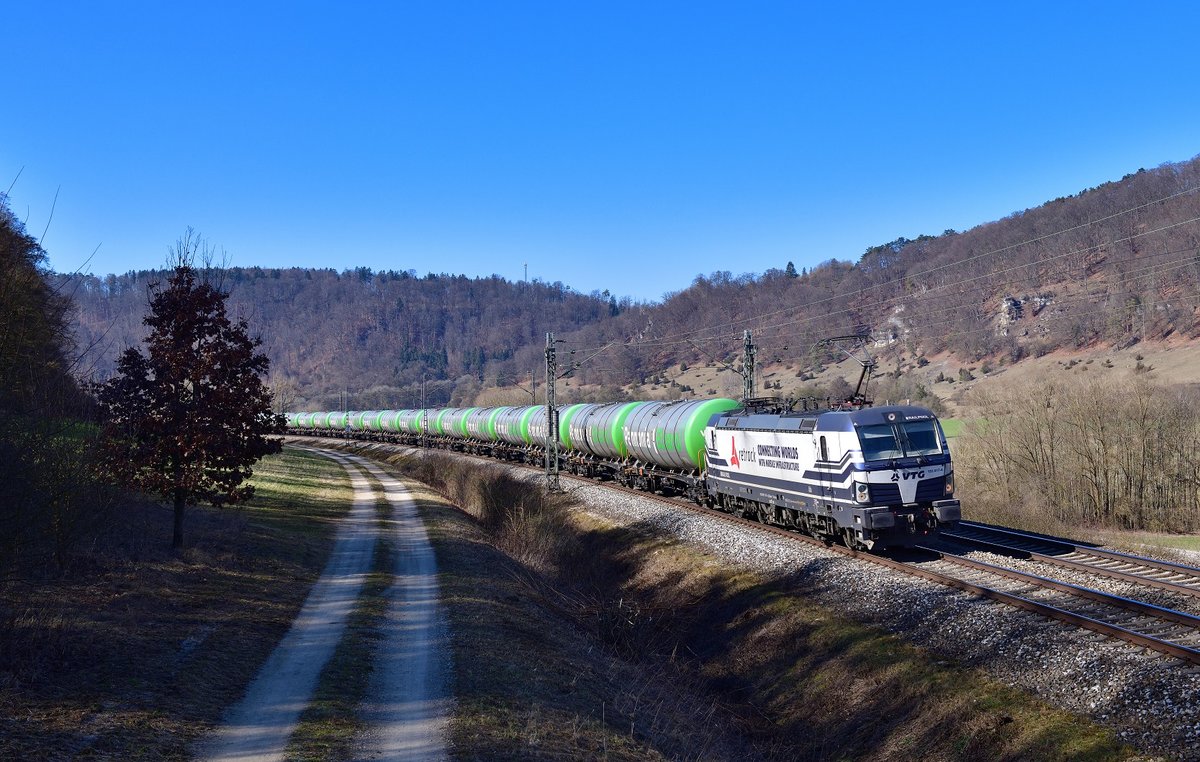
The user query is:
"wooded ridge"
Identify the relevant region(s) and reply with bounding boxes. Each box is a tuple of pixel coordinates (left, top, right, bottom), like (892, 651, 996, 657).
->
(58, 154, 1200, 409)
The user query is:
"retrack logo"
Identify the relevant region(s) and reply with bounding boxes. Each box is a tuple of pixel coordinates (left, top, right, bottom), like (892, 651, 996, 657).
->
(730, 436, 740, 467)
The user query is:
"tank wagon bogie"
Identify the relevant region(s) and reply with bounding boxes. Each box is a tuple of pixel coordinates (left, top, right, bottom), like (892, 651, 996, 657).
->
(288, 397, 960, 551)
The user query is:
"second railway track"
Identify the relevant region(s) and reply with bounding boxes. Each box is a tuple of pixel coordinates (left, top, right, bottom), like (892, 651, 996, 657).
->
(590, 479, 1200, 666)
(941, 520, 1200, 599)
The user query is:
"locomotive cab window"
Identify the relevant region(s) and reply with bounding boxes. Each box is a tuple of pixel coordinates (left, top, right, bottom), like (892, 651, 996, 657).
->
(858, 420, 943, 461)
(902, 420, 942, 456)
(818, 436, 828, 462)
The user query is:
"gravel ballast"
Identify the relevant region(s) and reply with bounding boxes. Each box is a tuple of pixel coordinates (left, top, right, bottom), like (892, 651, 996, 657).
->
(567, 479, 1200, 761)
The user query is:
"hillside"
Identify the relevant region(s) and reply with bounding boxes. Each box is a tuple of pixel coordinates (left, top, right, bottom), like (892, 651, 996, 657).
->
(60, 268, 626, 410)
(560, 156, 1200, 392)
(59, 154, 1200, 408)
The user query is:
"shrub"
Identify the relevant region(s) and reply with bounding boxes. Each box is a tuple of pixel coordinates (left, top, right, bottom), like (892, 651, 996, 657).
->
(959, 376, 1200, 533)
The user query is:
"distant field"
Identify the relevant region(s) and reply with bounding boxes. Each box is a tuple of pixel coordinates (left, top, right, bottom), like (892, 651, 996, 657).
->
(940, 418, 965, 438)
(1098, 530, 1200, 556)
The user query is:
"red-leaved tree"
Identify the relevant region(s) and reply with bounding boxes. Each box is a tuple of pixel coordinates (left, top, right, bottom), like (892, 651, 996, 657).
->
(96, 255, 283, 549)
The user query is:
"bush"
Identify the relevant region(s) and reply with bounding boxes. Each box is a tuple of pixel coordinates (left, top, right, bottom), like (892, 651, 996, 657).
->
(959, 377, 1200, 533)
(0, 417, 117, 574)
(400, 453, 578, 574)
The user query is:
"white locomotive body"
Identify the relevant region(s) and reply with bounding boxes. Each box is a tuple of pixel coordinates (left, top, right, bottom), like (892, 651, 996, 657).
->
(703, 404, 960, 550)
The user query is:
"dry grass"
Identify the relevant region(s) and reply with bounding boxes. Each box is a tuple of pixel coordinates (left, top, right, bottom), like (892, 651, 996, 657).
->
(0, 446, 353, 760)
(413, 479, 748, 760)
(326, 440, 1134, 761)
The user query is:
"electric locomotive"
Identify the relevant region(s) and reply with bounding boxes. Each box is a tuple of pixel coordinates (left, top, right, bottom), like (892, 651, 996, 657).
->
(702, 403, 960, 550)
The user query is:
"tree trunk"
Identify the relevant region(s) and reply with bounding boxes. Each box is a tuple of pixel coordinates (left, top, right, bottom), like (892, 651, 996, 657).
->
(173, 487, 186, 550)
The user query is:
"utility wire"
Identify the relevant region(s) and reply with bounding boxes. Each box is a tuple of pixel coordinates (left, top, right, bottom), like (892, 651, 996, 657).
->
(623, 213, 1200, 352)
(570, 184, 1200, 353)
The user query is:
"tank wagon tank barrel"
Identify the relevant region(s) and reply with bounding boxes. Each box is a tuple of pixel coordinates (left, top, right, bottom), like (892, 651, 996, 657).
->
(624, 399, 741, 471)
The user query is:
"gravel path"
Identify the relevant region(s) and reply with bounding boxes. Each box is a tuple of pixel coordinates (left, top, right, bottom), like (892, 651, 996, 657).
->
(567, 479, 1200, 761)
(351, 458, 450, 761)
(198, 448, 378, 762)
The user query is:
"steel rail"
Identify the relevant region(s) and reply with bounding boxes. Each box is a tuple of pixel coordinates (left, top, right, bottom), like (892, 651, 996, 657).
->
(918, 547, 1200, 629)
(944, 522, 1200, 599)
(908, 550, 1200, 666)
(958, 520, 1200, 576)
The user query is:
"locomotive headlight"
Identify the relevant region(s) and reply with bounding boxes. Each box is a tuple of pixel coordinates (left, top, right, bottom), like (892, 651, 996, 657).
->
(944, 471, 955, 495)
(855, 481, 871, 504)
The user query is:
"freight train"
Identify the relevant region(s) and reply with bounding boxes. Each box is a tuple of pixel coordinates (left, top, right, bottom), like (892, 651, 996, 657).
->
(287, 398, 961, 550)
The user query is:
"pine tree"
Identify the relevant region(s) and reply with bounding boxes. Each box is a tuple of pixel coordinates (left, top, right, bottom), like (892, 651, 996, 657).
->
(785, 261, 799, 278)
(96, 262, 283, 549)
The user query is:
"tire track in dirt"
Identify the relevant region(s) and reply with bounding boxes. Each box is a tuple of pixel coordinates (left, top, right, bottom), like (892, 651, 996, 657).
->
(197, 449, 377, 762)
(351, 459, 450, 761)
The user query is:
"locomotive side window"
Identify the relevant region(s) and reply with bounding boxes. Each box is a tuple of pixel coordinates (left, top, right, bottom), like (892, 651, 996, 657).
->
(819, 436, 828, 462)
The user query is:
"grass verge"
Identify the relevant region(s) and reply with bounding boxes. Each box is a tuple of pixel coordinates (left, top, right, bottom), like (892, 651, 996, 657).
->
(573, 513, 1130, 761)
(0, 446, 353, 760)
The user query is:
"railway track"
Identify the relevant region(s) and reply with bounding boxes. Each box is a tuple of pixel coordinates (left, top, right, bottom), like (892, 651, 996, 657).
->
(940, 520, 1200, 599)
(292, 436, 1200, 667)
(587, 481, 1200, 666)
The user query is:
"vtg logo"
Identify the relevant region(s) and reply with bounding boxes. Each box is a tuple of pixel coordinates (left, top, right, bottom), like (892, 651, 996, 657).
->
(890, 470, 925, 482)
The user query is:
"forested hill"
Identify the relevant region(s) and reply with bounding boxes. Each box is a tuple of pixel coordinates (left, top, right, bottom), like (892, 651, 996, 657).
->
(61, 154, 1200, 409)
(556, 154, 1200, 390)
(61, 268, 625, 410)
(1, 197, 83, 416)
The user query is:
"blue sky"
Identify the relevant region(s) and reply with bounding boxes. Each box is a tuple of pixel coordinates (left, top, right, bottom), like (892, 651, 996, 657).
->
(3, 1, 1199, 302)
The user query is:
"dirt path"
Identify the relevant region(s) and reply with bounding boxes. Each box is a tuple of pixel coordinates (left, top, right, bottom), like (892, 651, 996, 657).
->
(196, 448, 449, 761)
(352, 459, 450, 761)
(197, 449, 378, 762)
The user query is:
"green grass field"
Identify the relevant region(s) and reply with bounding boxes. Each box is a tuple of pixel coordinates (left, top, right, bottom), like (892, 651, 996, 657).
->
(940, 418, 965, 438)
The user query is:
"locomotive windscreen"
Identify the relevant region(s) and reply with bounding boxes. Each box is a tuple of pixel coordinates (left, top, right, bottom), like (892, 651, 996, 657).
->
(858, 420, 942, 461)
